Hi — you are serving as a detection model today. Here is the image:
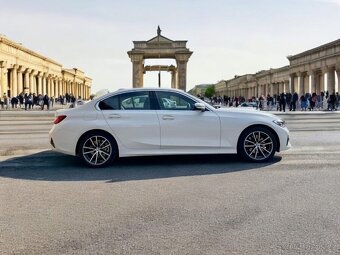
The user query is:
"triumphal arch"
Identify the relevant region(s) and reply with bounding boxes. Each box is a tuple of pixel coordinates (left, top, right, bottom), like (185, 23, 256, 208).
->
(127, 27, 193, 91)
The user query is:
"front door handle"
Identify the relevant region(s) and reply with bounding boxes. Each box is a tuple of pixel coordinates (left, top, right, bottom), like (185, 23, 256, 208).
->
(108, 114, 121, 119)
(162, 115, 175, 120)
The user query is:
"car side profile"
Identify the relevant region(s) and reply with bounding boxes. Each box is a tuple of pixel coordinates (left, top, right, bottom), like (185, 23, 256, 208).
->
(49, 88, 291, 167)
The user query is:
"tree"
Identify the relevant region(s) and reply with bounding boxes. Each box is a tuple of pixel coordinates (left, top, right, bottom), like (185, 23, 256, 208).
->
(204, 86, 215, 98)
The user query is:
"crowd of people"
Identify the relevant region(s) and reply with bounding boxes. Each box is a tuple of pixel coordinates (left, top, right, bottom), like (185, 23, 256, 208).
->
(203, 91, 340, 112)
(0, 92, 81, 110)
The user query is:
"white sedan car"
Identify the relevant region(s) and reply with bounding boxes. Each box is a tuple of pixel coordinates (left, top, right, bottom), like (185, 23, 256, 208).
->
(49, 88, 290, 167)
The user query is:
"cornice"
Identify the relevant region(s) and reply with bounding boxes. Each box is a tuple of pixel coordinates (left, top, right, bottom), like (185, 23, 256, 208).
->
(287, 38, 340, 61)
(0, 35, 62, 67)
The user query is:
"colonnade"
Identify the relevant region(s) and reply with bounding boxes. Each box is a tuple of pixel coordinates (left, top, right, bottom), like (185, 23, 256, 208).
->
(290, 66, 340, 96)
(208, 39, 340, 99)
(0, 64, 91, 99)
(227, 81, 289, 99)
(218, 67, 339, 99)
(0, 36, 92, 100)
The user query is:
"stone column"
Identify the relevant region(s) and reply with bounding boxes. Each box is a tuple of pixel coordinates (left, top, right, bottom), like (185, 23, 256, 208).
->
(176, 60, 188, 91)
(59, 79, 63, 96)
(283, 81, 288, 93)
(76, 83, 79, 98)
(51, 78, 55, 97)
(129, 54, 144, 88)
(55, 79, 59, 97)
(327, 66, 336, 94)
(84, 84, 87, 99)
(17, 67, 23, 95)
(308, 70, 316, 94)
(171, 70, 177, 89)
(73, 82, 76, 97)
(48, 77, 52, 96)
(321, 67, 328, 93)
(29, 70, 35, 94)
(79, 83, 82, 99)
(0, 61, 8, 97)
(296, 72, 301, 95)
(256, 85, 260, 97)
(42, 74, 47, 95)
(273, 83, 277, 95)
(62, 80, 66, 95)
(37, 72, 42, 95)
(11, 65, 18, 97)
(61, 79, 64, 96)
(279, 82, 284, 94)
(336, 66, 340, 93)
(289, 74, 294, 93)
(74, 82, 78, 97)
(314, 71, 322, 94)
(176, 53, 192, 91)
(24, 68, 30, 93)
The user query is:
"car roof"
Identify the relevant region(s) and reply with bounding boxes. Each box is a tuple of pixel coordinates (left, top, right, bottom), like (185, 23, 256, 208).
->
(95, 88, 188, 101)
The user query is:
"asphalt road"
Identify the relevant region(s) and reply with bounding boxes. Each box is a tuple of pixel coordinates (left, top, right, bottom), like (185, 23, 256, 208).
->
(1, 110, 340, 254)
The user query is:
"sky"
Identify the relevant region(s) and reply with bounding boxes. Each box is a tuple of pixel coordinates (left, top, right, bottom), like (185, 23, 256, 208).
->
(0, 0, 339, 93)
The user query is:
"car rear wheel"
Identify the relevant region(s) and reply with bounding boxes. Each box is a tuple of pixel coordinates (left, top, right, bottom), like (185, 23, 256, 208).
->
(238, 127, 277, 162)
(79, 132, 117, 168)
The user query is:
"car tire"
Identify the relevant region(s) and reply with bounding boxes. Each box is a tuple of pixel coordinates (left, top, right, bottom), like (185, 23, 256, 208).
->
(78, 132, 117, 168)
(237, 127, 277, 162)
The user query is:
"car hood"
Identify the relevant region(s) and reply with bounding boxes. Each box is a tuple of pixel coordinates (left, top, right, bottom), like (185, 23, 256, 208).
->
(215, 107, 278, 119)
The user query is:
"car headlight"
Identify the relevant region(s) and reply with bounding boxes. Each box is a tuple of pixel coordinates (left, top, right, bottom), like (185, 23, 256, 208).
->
(273, 119, 285, 127)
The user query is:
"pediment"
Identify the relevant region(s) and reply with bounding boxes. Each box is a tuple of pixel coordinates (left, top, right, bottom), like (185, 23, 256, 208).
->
(147, 35, 173, 44)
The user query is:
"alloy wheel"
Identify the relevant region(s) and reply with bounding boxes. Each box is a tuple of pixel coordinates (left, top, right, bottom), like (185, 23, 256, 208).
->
(243, 131, 274, 161)
(82, 135, 112, 166)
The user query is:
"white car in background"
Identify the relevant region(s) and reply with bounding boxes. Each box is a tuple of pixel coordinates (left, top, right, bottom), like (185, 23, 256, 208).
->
(49, 88, 291, 168)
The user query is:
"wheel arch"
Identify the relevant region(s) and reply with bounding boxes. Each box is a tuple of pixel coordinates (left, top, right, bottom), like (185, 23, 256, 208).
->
(75, 129, 119, 156)
(237, 124, 280, 152)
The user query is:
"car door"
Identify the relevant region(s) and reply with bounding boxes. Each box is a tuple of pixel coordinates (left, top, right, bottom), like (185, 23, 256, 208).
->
(99, 91, 160, 150)
(155, 91, 221, 150)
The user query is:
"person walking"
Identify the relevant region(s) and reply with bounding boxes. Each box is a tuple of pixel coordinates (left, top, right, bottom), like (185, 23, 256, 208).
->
(279, 93, 286, 112)
(11, 96, 19, 109)
(290, 92, 298, 111)
(42, 94, 50, 110)
(24, 93, 33, 110)
(300, 95, 308, 111)
(328, 92, 336, 111)
(3, 93, 8, 110)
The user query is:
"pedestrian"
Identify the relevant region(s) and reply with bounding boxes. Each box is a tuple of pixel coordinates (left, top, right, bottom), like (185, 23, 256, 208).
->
(328, 92, 336, 111)
(300, 95, 308, 111)
(24, 93, 33, 110)
(11, 96, 19, 109)
(42, 94, 50, 110)
(0, 97, 4, 109)
(290, 92, 298, 111)
(3, 93, 8, 110)
(310, 93, 317, 111)
(279, 93, 286, 112)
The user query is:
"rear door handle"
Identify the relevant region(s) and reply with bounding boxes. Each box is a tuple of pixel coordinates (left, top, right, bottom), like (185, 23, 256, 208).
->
(162, 115, 175, 120)
(108, 114, 121, 119)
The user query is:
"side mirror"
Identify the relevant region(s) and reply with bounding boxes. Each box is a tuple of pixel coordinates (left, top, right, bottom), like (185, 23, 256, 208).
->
(194, 102, 206, 111)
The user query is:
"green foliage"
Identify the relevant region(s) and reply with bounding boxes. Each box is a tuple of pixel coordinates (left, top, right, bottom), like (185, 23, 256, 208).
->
(204, 86, 215, 98)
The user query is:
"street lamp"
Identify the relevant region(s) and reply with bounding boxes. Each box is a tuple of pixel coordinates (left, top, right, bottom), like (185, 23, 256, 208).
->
(157, 26, 161, 88)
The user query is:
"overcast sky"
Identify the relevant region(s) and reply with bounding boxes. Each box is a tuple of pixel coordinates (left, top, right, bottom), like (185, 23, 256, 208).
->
(1, 0, 339, 93)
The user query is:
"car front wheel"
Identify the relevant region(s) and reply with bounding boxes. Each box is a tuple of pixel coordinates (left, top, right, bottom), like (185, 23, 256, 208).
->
(238, 127, 277, 162)
(79, 132, 117, 168)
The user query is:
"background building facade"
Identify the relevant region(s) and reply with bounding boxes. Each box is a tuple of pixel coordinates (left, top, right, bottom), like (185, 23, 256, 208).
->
(0, 35, 92, 99)
(191, 39, 340, 98)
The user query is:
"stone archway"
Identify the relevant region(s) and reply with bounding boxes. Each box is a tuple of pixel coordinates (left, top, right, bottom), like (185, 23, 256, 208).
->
(127, 27, 193, 91)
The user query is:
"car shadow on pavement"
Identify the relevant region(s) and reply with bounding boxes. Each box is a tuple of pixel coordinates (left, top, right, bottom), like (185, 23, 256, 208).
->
(0, 150, 282, 182)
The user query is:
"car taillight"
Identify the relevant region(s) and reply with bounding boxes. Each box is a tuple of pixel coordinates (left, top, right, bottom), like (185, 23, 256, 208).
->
(54, 115, 67, 124)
